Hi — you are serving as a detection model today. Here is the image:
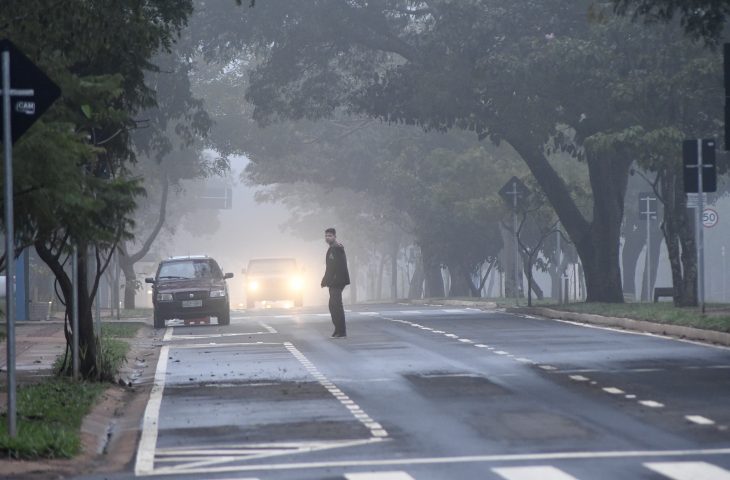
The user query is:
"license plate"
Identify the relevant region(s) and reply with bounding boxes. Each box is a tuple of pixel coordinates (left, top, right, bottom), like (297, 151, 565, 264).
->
(182, 299, 203, 308)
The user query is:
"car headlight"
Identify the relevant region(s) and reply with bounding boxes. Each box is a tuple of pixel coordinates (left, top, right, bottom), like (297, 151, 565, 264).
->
(248, 280, 259, 291)
(210, 289, 226, 298)
(157, 293, 173, 301)
(290, 276, 303, 290)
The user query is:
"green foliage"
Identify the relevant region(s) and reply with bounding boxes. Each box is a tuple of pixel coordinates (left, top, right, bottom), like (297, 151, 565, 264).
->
(612, 0, 730, 45)
(0, 379, 105, 459)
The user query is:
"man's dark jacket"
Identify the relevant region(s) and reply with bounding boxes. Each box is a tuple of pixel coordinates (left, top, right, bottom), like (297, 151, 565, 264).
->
(321, 243, 350, 289)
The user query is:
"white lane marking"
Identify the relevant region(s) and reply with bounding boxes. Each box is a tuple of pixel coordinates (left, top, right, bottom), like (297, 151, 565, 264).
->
(569, 375, 590, 382)
(686, 415, 716, 425)
(360, 312, 379, 316)
(459, 339, 474, 343)
(539, 365, 557, 371)
(166, 332, 270, 340)
(639, 400, 665, 408)
(444, 334, 459, 338)
(433, 330, 445, 334)
(442, 309, 468, 314)
(283, 342, 387, 439)
(625, 394, 637, 399)
(171, 342, 282, 349)
(148, 447, 730, 475)
(644, 461, 730, 479)
(495, 350, 509, 355)
(493, 465, 579, 480)
(345, 472, 415, 480)
(134, 344, 170, 476)
(162, 327, 173, 341)
(259, 322, 277, 333)
(475, 344, 488, 348)
(602, 387, 625, 395)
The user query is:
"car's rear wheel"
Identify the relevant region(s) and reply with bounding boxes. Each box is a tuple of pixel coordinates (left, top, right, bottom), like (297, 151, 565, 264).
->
(153, 310, 165, 329)
(218, 306, 230, 326)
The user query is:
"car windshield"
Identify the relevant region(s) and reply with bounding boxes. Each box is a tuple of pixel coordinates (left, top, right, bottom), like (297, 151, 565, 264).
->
(158, 260, 222, 280)
(248, 259, 296, 274)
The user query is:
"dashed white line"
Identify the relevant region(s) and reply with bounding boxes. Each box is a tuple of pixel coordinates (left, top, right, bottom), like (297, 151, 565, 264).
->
(283, 342, 388, 439)
(686, 415, 716, 426)
(639, 400, 665, 408)
(539, 365, 557, 371)
(569, 375, 590, 382)
(602, 387, 625, 395)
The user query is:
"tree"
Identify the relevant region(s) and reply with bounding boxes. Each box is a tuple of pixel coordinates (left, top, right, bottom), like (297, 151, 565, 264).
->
(611, 0, 730, 44)
(2, 0, 194, 379)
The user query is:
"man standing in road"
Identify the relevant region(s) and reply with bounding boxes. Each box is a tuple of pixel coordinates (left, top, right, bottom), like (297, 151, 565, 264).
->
(321, 228, 350, 338)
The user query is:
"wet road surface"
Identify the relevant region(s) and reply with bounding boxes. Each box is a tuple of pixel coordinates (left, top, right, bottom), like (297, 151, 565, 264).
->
(81, 304, 730, 479)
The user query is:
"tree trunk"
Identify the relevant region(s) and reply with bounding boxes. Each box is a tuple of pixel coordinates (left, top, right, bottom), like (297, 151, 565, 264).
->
(421, 243, 445, 298)
(622, 222, 644, 300)
(119, 255, 137, 310)
(376, 254, 386, 300)
(35, 240, 98, 379)
(659, 167, 697, 306)
(447, 263, 472, 297)
(390, 241, 398, 300)
(408, 253, 425, 299)
(640, 222, 663, 301)
(499, 223, 522, 298)
(349, 255, 358, 305)
(509, 139, 628, 303)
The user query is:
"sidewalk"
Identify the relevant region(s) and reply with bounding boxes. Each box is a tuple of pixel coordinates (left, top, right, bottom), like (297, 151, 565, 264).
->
(0, 321, 66, 380)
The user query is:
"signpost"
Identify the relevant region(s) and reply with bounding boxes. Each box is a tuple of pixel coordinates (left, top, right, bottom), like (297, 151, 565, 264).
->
(639, 193, 658, 302)
(683, 139, 717, 314)
(1, 39, 60, 437)
(499, 177, 530, 306)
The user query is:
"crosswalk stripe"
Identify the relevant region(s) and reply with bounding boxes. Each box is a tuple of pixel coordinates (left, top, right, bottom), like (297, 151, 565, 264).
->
(644, 462, 730, 480)
(345, 471, 416, 480)
(492, 466, 579, 480)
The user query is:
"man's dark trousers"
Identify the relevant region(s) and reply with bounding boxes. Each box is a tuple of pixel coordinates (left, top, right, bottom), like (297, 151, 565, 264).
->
(329, 287, 346, 336)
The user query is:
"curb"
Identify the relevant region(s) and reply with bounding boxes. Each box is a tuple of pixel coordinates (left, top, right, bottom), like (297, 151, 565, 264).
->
(508, 306, 730, 348)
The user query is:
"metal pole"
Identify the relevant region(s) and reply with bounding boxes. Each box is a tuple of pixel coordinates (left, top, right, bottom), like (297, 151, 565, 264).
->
(723, 246, 727, 302)
(3, 49, 17, 438)
(696, 139, 706, 314)
(71, 245, 79, 379)
(556, 228, 561, 304)
(645, 199, 651, 303)
(512, 183, 519, 306)
(94, 252, 100, 340)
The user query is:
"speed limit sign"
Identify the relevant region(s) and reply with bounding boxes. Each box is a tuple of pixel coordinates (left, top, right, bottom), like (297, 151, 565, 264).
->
(703, 208, 719, 228)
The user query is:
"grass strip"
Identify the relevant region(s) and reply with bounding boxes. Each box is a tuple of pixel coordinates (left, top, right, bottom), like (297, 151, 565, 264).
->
(552, 302, 730, 332)
(100, 321, 144, 339)
(0, 379, 105, 459)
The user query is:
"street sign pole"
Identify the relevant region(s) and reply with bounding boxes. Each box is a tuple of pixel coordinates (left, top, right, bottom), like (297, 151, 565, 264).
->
(696, 139, 706, 314)
(71, 245, 79, 380)
(2, 48, 16, 439)
(1, 40, 61, 436)
(3, 49, 35, 438)
(723, 246, 727, 302)
(645, 198, 651, 302)
(512, 181, 520, 306)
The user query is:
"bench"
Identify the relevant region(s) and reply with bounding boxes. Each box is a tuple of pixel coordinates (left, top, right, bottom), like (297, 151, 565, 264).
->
(653, 287, 674, 303)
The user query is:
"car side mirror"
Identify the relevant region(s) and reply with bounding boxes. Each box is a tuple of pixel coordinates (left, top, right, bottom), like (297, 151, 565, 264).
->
(145, 277, 155, 284)
(224, 272, 234, 279)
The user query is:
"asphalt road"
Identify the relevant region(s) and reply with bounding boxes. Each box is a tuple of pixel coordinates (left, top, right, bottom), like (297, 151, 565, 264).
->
(86, 303, 730, 480)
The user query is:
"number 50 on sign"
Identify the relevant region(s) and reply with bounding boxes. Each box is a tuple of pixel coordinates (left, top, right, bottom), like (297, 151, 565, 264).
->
(703, 208, 719, 228)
